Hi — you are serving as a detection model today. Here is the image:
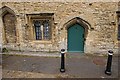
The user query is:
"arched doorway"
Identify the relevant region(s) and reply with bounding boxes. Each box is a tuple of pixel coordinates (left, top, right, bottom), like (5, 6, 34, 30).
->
(67, 23, 85, 52)
(61, 17, 91, 53)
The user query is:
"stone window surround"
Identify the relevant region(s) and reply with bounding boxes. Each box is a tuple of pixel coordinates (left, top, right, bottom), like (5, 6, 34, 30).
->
(64, 17, 90, 39)
(26, 13, 54, 43)
(32, 19, 51, 40)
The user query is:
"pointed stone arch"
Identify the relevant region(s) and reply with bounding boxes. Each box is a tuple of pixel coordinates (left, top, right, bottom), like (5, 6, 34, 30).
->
(64, 17, 91, 38)
(58, 17, 91, 52)
(64, 17, 91, 29)
(1, 6, 17, 44)
(0, 6, 16, 16)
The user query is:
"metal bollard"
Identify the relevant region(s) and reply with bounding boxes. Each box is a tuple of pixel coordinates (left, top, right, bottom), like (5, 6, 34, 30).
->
(60, 49, 65, 72)
(105, 50, 113, 75)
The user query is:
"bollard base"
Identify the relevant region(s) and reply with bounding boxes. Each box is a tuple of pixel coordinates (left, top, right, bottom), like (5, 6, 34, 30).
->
(60, 69, 65, 72)
(105, 70, 111, 75)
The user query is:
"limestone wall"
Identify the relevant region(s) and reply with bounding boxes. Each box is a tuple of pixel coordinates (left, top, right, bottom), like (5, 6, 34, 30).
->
(1, 2, 119, 54)
(0, 2, 3, 52)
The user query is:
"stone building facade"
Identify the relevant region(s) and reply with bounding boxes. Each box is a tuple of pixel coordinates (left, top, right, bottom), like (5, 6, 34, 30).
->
(0, 2, 119, 54)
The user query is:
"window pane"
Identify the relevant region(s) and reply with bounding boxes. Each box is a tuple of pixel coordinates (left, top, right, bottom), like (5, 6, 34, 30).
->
(43, 20, 50, 40)
(34, 20, 42, 40)
(118, 23, 120, 40)
(118, 17, 120, 40)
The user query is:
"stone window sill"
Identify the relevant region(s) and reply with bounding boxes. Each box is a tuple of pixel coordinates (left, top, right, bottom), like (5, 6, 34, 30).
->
(30, 40, 52, 44)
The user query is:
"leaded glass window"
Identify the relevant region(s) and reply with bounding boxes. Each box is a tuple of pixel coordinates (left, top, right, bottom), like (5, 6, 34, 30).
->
(34, 20, 42, 40)
(33, 20, 51, 40)
(43, 20, 50, 40)
(118, 19, 120, 40)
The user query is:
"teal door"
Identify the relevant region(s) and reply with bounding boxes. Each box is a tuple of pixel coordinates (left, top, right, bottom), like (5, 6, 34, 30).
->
(68, 24, 85, 52)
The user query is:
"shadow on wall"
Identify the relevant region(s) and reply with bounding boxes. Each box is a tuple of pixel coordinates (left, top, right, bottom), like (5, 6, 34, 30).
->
(0, 44, 2, 53)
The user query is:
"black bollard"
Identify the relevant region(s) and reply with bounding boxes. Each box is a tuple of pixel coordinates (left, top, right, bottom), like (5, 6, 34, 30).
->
(60, 49, 65, 72)
(105, 50, 113, 75)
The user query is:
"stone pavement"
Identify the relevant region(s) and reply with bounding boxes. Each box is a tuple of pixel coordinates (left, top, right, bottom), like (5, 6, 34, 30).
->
(2, 51, 61, 57)
(2, 52, 119, 78)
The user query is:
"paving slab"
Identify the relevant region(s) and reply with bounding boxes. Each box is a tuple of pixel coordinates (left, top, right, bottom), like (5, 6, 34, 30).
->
(2, 53, 119, 78)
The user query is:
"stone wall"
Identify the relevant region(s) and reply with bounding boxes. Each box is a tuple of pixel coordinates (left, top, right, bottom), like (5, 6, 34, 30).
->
(0, 2, 3, 52)
(1, 2, 119, 54)
(3, 13, 17, 43)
